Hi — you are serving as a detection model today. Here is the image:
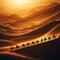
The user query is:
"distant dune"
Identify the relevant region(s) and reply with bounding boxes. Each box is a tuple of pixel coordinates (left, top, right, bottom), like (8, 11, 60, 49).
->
(0, 21, 60, 42)
(11, 21, 60, 43)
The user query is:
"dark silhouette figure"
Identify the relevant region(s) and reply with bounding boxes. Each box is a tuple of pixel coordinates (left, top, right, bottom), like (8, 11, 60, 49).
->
(53, 35, 56, 38)
(27, 43, 30, 45)
(10, 47, 14, 50)
(36, 40, 39, 43)
(41, 39, 43, 42)
(32, 42, 35, 44)
(16, 45, 19, 48)
(22, 44, 25, 47)
(44, 38, 47, 41)
(48, 37, 51, 40)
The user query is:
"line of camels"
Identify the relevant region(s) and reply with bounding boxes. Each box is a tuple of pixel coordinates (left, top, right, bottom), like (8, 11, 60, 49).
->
(10, 34, 60, 51)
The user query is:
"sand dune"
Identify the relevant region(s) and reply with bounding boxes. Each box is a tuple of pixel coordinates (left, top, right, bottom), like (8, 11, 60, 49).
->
(12, 38, 60, 60)
(0, 40, 14, 47)
(0, 20, 60, 41)
(0, 52, 35, 60)
(11, 21, 60, 42)
(0, 2, 60, 60)
(0, 21, 60, 50)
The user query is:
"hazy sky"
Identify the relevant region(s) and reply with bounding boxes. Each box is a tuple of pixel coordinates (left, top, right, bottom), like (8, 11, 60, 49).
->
(0, 0, 60, 17)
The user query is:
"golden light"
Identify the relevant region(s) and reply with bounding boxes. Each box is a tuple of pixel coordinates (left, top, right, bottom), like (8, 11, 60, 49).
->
(10, 0, 32, 7)
(1, 0, 52, 17)
(14, 0, 31, 4)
